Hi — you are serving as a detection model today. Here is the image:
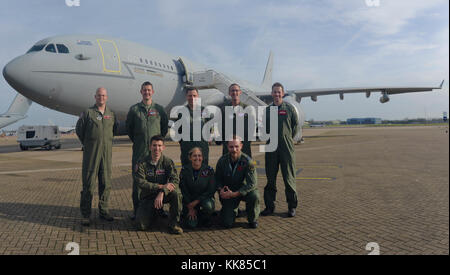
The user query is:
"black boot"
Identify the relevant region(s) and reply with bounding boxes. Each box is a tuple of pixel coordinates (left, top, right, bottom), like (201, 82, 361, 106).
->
(260, 208, 274, 216)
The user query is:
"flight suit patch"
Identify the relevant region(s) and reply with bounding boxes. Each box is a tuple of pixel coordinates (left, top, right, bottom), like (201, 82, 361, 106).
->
(237, 160, 247, 172)
(208, 166, 214, 175)
(148, 110, 158, 117)
(279, 110, 287, 115)
(156, 169, 165, 175)
(146, 168, 155, 177)
(200, 170, 209, 177)
(104, 115, 112, 119)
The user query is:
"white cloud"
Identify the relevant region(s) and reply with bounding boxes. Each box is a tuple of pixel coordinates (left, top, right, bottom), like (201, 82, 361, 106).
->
(336, 0, 446, 36)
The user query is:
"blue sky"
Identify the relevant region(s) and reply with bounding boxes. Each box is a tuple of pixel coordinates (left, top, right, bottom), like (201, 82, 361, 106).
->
(0, 0, 448, 130)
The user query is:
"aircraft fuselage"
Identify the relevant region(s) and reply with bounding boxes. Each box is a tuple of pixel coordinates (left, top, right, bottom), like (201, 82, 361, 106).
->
(3, 35, 215, 121)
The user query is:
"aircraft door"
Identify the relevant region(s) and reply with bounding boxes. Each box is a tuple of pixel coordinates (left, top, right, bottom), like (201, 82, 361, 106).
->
(178, 57, 193, 85)
(97, 39, 121, 73)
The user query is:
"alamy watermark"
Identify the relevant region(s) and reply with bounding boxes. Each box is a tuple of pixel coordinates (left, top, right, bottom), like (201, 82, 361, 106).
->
(365, 0, 380, 7)
(65, 0, 80, 7)
(169, 98, 280, 153)
(65, 242, 80, 255)
(366, 242, 380, 255)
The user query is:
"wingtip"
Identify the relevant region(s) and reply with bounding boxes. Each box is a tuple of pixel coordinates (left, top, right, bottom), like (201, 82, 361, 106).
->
(439, 80, 445, 89)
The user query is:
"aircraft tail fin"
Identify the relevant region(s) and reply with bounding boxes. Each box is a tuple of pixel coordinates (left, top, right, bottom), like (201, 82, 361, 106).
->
(261, 51, 273, 89)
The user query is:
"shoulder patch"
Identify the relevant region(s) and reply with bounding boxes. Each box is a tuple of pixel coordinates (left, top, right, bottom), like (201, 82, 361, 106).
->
(207, 166, 214, 176)
(200, 169, 209, 177)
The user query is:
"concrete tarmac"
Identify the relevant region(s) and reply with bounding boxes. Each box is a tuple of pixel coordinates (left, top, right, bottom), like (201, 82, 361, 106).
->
(0, 126, 448, 255)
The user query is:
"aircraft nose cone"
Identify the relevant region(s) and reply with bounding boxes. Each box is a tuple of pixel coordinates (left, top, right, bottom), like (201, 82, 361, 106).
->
(4, 57, 24, 85)
(3, 56, 30, 95)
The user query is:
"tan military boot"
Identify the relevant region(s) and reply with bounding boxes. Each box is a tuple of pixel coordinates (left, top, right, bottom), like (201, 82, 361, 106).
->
(169, 225, 183, 235)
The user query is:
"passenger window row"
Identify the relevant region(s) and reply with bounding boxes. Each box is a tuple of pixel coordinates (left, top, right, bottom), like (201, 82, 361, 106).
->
(138, 57, 174, 71)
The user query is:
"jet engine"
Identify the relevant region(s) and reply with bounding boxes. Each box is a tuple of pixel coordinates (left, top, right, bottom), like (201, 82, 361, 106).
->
(379, 93, 390, 103)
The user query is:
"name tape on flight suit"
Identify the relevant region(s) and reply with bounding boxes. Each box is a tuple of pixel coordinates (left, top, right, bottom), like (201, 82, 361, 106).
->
(148, 110, 158, 117)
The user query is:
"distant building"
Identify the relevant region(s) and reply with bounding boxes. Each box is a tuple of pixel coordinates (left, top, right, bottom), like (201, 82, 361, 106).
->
(347, 118, 382, 125)
(330, 120, 341, 125)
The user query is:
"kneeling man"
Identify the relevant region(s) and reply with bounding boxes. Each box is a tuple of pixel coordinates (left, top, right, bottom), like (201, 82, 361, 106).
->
(215, 136, 260, 229)
(134, 135, 183, 234)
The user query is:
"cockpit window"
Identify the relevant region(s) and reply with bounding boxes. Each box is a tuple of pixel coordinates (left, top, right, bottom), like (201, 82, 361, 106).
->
(45, 44, 56, 53)
(26, 44, 45, 53)
(56, 44, 69, 54)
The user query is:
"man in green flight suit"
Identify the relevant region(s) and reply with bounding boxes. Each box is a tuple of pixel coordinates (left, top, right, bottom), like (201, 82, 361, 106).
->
(261, 82, 299, 218)
(134, 135, 183, 234)
(217, 83, 253, 157)
(126, 81, 169, 219)
(76, 87, 117, 226)
(215, 136, 260, 229)
(176, 87, 210, 167)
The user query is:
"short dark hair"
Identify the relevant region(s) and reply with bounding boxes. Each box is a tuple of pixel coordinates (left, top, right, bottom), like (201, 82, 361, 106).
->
(150, 135, 165, 144)
(228, 83, 241, 92)
(227, 135, 243, 145)
(272, 82, 284, 93)
(185, 86, 198, 94)
(141, 81, 153, 90)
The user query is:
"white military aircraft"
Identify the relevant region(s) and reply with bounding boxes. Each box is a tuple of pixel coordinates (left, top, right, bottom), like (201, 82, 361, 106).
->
(1, 34, 444, 136)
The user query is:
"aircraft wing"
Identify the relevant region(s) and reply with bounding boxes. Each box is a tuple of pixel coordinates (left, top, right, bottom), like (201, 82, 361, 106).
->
(256, 80, 445, 102)
(0, 93, 32, 129)
(0, 114, 27, 129)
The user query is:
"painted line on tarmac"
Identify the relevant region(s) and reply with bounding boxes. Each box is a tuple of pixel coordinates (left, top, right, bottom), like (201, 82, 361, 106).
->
(0, 163, 132, 175)
(257, 176, 335, 181)
(0, 167, 81, 175)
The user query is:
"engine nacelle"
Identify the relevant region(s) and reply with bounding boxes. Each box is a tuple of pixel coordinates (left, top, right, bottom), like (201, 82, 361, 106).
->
(283, 95, 305, 142)
(379, 93, 390, 104)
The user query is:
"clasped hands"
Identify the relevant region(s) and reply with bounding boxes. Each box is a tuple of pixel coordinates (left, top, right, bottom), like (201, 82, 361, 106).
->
(220, 186, 239, 200)
(154, 183, 175, 209)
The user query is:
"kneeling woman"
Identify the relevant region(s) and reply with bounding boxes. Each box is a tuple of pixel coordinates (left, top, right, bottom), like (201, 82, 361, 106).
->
(179, 147, 216, 228)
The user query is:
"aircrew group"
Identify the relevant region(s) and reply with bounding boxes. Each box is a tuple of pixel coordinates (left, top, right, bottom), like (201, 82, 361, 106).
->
(75, 81, 299, 234)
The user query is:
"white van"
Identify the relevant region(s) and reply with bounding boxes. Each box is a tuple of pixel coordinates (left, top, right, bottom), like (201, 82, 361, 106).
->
(17, 125, 61, 150)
